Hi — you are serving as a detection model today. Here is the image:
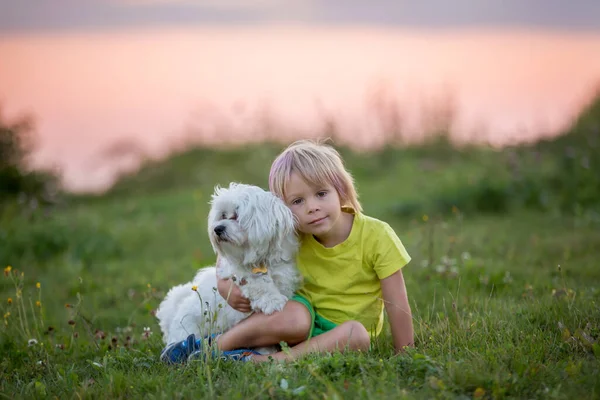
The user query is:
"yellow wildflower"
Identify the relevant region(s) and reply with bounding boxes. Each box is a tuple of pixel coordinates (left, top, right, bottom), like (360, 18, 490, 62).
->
(422, 214, 429, 222)
(3, 266, 11, 276)
(191, 285, 198, 291)
(36, 301, 42, 307)
(474, 387, 486, 398)
(7, 298, 12, 305)
(36, 282, 41, 289)
(3, 312, 9, 318)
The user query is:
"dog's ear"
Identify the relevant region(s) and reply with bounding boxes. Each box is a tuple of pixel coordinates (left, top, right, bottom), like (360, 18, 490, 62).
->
(268, 195, 299, 261)
(211, 185, 225, 204)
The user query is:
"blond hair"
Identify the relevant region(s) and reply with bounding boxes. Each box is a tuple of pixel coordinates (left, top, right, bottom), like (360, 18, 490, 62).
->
(269, 139, 362, 212)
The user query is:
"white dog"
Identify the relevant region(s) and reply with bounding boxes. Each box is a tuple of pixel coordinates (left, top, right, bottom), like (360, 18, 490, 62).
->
(156, 183, 302, 350)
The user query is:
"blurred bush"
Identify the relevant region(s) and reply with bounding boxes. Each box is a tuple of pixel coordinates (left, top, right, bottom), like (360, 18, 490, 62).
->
(393, 88, 600, 218)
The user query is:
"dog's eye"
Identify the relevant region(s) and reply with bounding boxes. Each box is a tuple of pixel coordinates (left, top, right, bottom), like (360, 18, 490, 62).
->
(230, 213, 237, 221)
(220, 212, 227, 220)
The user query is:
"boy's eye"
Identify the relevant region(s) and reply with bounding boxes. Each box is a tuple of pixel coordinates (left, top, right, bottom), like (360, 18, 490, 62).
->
(291, 198, 303, 205)
(317, 191, 327, 197)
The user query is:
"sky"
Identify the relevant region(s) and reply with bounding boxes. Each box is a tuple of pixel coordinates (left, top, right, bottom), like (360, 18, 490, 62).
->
(2, 0, 600, 33)
(1, 2, 600, 192)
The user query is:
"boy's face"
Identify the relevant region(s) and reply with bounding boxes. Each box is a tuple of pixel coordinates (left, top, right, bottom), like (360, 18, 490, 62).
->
(284, 172, 344, 240)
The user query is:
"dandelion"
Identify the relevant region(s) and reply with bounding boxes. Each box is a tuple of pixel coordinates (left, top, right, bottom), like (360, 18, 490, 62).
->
(4, 266, 11, 276)
(422, 214, 429, 222)
(147, 283, 151, 289)
(191, 285, 198, 291)
(28, 338, 38, 346)
(474, 387, 486, 398)
(7, 298, 12, 305)
(36, 301, 41, 307)
(36, 282, 41, 289)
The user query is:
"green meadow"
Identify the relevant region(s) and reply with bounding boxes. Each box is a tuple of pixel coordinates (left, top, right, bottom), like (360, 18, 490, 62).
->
(1, 94, 599, 399)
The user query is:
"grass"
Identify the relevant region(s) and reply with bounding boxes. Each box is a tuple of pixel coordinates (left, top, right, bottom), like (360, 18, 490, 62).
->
(1, 99, 600, 398)
(1, 202, 599, 399)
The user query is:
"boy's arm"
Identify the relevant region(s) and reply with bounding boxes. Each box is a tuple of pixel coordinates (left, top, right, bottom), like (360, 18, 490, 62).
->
(380, 269, 414, 353)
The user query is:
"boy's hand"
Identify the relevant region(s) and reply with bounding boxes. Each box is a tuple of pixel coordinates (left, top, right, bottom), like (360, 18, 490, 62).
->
(217, 276, 252, 313)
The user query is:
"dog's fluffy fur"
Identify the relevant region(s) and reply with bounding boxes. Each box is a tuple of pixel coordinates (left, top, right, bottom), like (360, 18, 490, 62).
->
(156, 183, 302, 346)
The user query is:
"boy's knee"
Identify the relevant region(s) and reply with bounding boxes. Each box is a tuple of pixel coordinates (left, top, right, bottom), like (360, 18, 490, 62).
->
(342, 320, 370, 351)
(271, 301, 311, 344)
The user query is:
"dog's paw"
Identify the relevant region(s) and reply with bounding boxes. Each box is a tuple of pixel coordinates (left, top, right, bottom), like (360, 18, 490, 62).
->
(253, 294, 288, 315)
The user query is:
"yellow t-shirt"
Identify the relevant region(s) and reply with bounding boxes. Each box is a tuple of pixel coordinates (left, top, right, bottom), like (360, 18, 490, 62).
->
(296, 208, 411, 337)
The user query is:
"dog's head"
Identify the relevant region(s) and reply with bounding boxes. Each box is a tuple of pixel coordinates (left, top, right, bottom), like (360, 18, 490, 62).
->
(208, 183, 298, 265)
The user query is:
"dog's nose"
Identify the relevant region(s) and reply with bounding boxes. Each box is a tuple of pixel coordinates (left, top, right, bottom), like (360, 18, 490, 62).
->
(214, 225, 226, 236)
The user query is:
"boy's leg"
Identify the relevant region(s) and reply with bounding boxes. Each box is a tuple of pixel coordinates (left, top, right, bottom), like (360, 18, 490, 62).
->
(216, 300, 312, 351)
(251, 320, 370, 362)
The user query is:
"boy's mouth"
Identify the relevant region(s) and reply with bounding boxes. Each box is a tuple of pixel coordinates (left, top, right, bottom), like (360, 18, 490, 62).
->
(309, 216, 327, 225)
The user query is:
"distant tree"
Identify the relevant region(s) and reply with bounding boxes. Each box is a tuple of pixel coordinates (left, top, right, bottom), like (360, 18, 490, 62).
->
(0, 106, 59, 206)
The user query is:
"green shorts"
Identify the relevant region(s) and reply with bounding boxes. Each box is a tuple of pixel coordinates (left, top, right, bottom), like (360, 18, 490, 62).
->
(291, 294, 338, 338)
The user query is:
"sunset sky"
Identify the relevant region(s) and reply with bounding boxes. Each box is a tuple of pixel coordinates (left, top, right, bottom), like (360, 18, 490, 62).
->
(1, 1, 600, 191)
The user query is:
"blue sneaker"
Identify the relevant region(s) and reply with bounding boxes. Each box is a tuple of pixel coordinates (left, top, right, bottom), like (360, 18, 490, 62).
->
(160, 333, 221, 364)
(219, 349, 261, 362)
(160, 333, 200, 364)
(188, 348, 261, 363)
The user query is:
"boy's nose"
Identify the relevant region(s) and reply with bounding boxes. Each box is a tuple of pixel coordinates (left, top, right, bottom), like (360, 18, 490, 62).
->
(307, 200, 319, 213)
